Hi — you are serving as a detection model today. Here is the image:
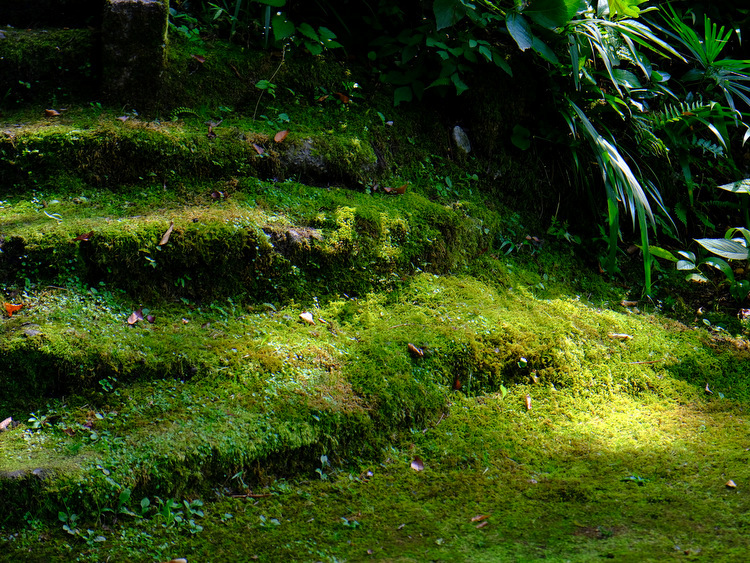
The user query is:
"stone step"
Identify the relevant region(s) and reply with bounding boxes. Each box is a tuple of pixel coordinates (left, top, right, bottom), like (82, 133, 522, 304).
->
(0, 181, 474, 302)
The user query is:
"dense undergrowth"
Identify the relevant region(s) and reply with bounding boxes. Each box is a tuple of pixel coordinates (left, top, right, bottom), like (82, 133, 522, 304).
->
(1, 17, 750, 563)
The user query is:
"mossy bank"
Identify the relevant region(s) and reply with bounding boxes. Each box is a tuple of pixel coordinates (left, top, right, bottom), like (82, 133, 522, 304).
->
(2, 21, 750, 563)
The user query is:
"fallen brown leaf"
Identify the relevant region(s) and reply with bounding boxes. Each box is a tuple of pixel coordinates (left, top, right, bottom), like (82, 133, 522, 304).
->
(300, 312, 315, 325)
(159, 221, 174, 246)
(476, 521, 489, 529)
(410, 457, 424, 471)
(73, 231, 94, 242)
(525, 394, 532, 410)
(726, 480, 737, 488)
(333, 92, 350, 104)
(274, 130, 289, 143)
(252, 143, 265, 155)
(471, 514, 490, 522)
(620, 300, 638, 307)
(45, 109, 60, 117)
(384, 184, 408, 195)
(607, 332, 633, 341)
(0, 417, 12, 431)
(191, 54, 206, 64)
(116, 115, 129, 122)
(127, 310, 144, 325)
(407, 343, 424, 357)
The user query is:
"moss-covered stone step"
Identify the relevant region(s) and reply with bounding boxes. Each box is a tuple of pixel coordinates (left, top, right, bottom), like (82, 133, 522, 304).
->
(2, 272, 747, 523)
(0, 29, 99, 106)
(0, 113, 380, 188)
(0, 182, 493, 301)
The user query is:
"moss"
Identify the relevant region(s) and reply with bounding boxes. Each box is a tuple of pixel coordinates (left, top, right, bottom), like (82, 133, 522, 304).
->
(0, 29, 99, 107)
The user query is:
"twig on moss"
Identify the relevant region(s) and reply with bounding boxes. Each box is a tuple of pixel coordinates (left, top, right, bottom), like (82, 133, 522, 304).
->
(252, 46, 286, 122)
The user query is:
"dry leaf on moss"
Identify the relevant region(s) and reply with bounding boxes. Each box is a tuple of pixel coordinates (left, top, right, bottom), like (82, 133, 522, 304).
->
(407, 343, 423, 357)
(73, 231, 94, 242)
(4, 303, 22, 317)
(159, 221, 174, 246)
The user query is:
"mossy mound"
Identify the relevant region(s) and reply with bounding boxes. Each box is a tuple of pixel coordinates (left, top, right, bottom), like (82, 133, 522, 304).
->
(2, 270, 748, 525)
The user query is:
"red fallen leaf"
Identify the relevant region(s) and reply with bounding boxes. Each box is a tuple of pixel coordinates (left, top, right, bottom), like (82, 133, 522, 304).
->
(525, 394, 532, 410)
(116, 115, 129, 122)
(453, 378, 462, 391)
(410, 457, 424, 471)
(159, 221, 174, 246)
(45, 109, 60, 117)
(73, 231, 94, 242)
(4, 303, 22, 317)
(471, 515, 490, 522)
(333, 92, 350, 104)
(252, 143, 265, 155)
(407, 343, 423, 357)
(191, 54, 206, 64)
(274, 130, 289, 143)
(127, 309, 144, 325)
(207, 125, 217, 139)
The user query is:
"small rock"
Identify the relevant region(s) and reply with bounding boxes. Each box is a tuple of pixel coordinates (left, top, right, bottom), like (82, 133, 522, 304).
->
(300, 312, 315, 325)
(452, 125, 471, 154)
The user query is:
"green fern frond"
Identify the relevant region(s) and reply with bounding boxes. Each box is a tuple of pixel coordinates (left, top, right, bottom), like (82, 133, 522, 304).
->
(170, 107, 199, 121)
(692, 136, 724, 157)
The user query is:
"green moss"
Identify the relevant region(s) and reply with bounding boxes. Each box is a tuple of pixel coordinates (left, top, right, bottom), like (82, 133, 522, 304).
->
(0, 29, 97, 107)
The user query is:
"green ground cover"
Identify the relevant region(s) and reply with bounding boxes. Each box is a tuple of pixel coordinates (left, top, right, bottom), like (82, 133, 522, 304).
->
(1, 24, 749, 563)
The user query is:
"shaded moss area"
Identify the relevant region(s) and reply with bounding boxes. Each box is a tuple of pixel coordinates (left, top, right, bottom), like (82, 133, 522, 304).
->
(0, 29, 100, 106)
